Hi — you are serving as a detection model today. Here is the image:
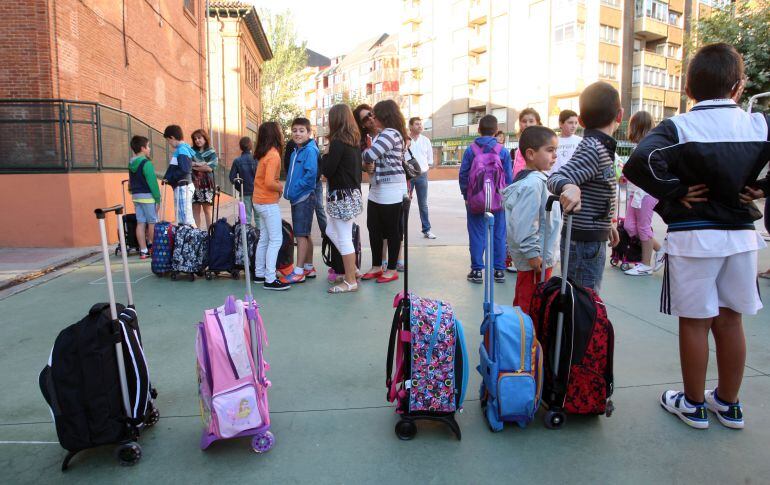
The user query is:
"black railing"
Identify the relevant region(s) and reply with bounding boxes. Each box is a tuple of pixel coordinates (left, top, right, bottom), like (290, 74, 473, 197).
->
(0, 99, 233, 194)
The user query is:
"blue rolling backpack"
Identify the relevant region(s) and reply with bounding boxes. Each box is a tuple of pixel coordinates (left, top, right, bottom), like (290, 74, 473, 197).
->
(478, 206, 543, 431)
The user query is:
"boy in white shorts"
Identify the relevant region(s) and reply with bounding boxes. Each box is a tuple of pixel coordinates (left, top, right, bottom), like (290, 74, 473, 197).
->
(624, 43, 770, 430)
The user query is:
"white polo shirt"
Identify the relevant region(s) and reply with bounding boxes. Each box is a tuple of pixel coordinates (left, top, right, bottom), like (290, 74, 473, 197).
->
(408, 134, 433, 173)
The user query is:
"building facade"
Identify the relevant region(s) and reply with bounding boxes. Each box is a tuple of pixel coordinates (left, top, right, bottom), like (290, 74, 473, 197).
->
(295, 49, 332, 123)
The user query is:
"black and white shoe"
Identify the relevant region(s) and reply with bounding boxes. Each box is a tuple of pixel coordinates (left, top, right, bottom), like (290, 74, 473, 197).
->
(253, 275, 266, 283)
(660, 390, 708, 429)
(263, 279, 290, 291)
(494, 270, 505, 283)
(705, 389, 744, 429)
(467, 269, 482, 284)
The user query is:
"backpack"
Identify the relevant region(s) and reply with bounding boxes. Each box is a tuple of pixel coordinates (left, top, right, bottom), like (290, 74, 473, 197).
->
(172, 225, 209, 275)
(467, 142, 505, 214)
(151, 222, 175, 275)
(207, 218, 236, 273)
(321, 223, 361, 274)
(276, 220, 295, 275)
(234, 224, 259, 270)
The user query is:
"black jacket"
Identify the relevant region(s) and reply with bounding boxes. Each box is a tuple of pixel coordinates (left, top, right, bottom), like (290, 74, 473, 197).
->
(322, 140, 362, 192)
(623, 100, 770, 231)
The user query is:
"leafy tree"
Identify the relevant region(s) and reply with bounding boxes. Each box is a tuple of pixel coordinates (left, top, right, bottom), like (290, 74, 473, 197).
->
(691, 0, 770, 106)
(259, 10, 308, 129)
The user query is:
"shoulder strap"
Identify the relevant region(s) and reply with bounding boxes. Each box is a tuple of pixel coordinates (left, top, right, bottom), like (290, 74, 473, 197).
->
(492, 143, 502, 155)
(470, 142, 482, 157)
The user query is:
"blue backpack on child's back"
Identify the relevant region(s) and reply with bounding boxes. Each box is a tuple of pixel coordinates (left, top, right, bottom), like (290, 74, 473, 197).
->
(478, 212, 543, 431)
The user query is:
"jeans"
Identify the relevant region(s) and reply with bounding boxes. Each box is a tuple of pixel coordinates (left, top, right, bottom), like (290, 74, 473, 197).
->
(241, 195, 259, 226)
(408, 173, 431, 233)
(291, 192, 316, 237)
(254, 203, 282, 283)
(315, 179, 328, 235)
(174, 184, 195, 226)
(467, 207, 506, 270)
(561, 238, 607, 293)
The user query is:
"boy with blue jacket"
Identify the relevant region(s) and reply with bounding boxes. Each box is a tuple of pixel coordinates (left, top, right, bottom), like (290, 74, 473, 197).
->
(162, 124, 196, 227)
(284, 117, 320, 283)
(459, 115, 514, 284)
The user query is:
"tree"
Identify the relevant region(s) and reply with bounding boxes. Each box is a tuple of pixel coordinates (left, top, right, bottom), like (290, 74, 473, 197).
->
(259, 10, 308, 129)
(691, 0, 770, 107)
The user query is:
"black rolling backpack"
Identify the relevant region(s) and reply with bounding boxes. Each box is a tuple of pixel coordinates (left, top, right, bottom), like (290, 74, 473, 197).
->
(321, 223, 362, 275)
(39, 205, 159, 470)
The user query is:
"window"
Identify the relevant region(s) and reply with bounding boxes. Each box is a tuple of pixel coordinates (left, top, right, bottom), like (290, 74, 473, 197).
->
(655, 43, 681, 59)
(553, 22, 584, 44)
(635, 0, 668, 21)
(452, 113, 469, 127)
(668, 11, 682, 26)
(601, 0, 621, 6)
(492, 108, 507, 124)
(599, 61, 618, 80)
(668, 74, 681, 91)
(423, 118, 433, 130)
(599, 24, 620, 44)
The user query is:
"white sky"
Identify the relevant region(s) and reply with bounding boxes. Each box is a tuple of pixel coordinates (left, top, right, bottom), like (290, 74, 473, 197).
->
(248, 0, 402, 58)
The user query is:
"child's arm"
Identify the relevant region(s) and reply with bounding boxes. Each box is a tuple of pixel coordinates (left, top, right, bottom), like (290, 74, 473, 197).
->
(177, 153, 193, 175)
(144, 161, 162, 204)
(307, 148, 319, 185)
(501, 148, 514, 185)
(458, 147, 473, 199)
(322, 141, 342, 180)
(623, 119, 689, 201)
(511, 185, 542, 269)
(263, 155, 283, 194)
(229, 161, 242, 192)
(547, 143, 601, 195)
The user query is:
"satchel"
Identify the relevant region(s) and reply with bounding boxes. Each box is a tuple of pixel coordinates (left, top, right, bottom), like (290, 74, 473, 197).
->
(402, 148, 422, 181)
(327, 188, 363, 221)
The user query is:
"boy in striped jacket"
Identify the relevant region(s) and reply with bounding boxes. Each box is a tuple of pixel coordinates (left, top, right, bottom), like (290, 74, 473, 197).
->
(547, 82, 622, 293)
(624, 43, 770, 430)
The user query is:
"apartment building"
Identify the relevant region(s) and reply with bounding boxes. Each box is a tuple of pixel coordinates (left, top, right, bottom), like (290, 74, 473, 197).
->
(295, 49, 332, 123)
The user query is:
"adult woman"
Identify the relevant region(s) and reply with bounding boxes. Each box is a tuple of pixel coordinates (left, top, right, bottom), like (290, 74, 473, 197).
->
(323, 104, 364, 293)
(353, 104, 378, 151)
(191, 129, 218, 229)
(361, 100, 408, 284)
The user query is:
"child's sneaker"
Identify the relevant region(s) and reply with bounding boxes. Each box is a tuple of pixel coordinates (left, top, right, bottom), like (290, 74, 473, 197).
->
(705, 389, 744, 429)
(494, 270, 505, 283)
(660, 390, 709, 429)
(624, 263, 653, 276)
(283, 273, 306, 284)
(506, 264, 517, 273)
(263, 279, 290, 291)
(654, 250, 665, 272)
(467, 269, 482, 284)
(304, 267, 317, 278)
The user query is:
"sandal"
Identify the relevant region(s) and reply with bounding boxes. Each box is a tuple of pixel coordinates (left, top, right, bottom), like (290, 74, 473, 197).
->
(759, 270, 770, 280)
(328, 280, 358, 294)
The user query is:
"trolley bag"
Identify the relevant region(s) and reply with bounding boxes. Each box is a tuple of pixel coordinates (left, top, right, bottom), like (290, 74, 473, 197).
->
(530, 197, 615, 429)
(321, 223, 361, 274)
(234, 223, 258, 270)
(276, 219, 295, 277)
(197, 201, 274, 453)
(171, 225, 209, 281)
(117, 179, 141, 256)
(610, 184, 642, 270)
(152, 181, 175, 275)
(39, 205, 159, 471)
(386, 195, 468, 441)
(478, 184, 543, 431)
(206, 188, 239, 280)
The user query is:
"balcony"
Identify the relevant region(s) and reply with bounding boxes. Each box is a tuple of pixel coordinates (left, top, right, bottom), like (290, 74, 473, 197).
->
(402, 4, 421, 24)
(401, 79, 423, 96)
(399, 56, 420, 72)
(634, 16, 668, 41)
(400, 31, 427, 48)
(468, 86, 488, 109)
(468, 0, 488, 26)
(468, 63, 488, 83)
(468, 30, 488, 55)
(665, 90, 681, 109)
(633, 50, 667, 69)
(668, 26, 683, 46)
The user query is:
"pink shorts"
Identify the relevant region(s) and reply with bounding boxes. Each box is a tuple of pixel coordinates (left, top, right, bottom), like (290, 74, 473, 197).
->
(624, 194, 657, 241)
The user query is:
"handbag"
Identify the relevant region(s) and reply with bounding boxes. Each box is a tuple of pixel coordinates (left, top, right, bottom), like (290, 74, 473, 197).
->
(402, 148, 422, 181)
(326, 188, 363, 221)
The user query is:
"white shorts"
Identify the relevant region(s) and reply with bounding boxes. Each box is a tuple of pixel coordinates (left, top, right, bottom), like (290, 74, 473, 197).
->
(661, 251, 763, 318)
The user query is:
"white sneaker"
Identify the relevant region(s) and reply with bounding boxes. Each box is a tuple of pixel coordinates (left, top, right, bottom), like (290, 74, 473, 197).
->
(423, 231, 437, 239)
(660, 390, 709, 429)
(705, 389, 744, 429)
(624, 263, 653, 276)
(506, 264, 517, 273)
(653, 250, 665, 272)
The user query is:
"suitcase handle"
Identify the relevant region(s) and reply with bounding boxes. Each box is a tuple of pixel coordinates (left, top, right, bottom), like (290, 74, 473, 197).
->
(94, 205, 124, 218)
(401, 194, 411, 296)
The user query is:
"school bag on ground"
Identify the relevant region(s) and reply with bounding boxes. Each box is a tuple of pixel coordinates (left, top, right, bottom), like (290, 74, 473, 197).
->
(39, 205, 159, 470)
(234, 223, 258, 271)
(197, 201, 274, 453)
(386, 195, 468, 440)
(276, 219, 296, 277)
(171, 224, 209, 281)
(467, 141, 506, 214)
(530, 197, 615, 429)
(116, 179, 142, 256)
(610, 183, 642, 270)
(478, 198, 543, 431)
(321, 223, 362, 275)
(206, 189, 239, 280)
(152, 181, 175, 275)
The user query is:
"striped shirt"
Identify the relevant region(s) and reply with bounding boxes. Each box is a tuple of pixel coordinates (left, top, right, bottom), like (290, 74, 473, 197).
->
(547, 130, 617, 241)
(363, 128, 407, 204)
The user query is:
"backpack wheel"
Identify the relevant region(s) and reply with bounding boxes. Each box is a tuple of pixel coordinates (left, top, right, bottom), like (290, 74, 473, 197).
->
(251, 431, 275, 453)
(610, 258, 618, 267)
(205, 272, 213, 280)
(544, 410, 566, 429)
(115, 441, 142, 466)
(231, 270, 240, 280)
(144, 406, 160, 427)
(605, 400, 615, 418)
(395, 419, 417, 440)
(170, 272, 178, 281)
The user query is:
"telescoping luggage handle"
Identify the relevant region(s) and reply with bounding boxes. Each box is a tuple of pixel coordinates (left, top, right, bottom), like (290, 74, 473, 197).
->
(747, 92, 770, 113)
(483, 180, 495, 316)
(94, 204, 135, 422)
(402, 194, 411, 297)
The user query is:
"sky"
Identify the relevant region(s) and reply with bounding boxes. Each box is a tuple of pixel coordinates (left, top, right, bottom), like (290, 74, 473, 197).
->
(248, 0, 402, 58)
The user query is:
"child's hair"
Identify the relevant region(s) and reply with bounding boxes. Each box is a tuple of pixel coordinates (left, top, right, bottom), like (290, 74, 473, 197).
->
(478, 114, 498, 136)
(291, 117, 312, 131)
(238, 136, 253, 152)
(519, 126, 557, 157)
(559, 109, 578, 124)
(163, 124, 183, 140)
(253, 121, 284, 160)
(628, 111, 654, 144)
(579, 81, 621, 129)
(353, 103, 374, 139)
(190, 129, 211, 150)
(372, 99, 408, 144)
(328, 104, 361, 148)
(409, 116, 421, 127)
(519, 108, 542, 125)
(130, 135, 149, 155)
(686, 43, 744, 102)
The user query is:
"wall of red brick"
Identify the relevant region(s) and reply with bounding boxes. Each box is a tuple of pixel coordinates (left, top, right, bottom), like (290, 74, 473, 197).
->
(0, 0, 54, 98)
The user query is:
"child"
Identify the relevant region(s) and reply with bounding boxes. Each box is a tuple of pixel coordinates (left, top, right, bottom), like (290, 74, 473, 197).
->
(502, 126, 561, 315)
(624, 43, 769, 430)
(547, 82, 622, 293)
(284, 117, 320, 283)
(253, 121, 290, 291)
(229, 136, 258, 225)
(552, 109, 582, 174)
(511, 108, 542, 178)
(127, 135, 161, 259)
(621, 111, 664, 276)
(459, 114, 514, 284)
(162, 125, 195, 227)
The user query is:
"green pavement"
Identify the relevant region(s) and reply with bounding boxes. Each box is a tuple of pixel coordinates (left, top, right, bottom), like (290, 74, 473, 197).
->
(1, 246, 769, 484)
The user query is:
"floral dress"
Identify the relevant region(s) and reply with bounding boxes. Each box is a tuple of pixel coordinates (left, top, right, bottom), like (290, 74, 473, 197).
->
(192, 147, 218, 205)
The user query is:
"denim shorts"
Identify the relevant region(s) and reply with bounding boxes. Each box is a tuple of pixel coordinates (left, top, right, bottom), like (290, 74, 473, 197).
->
(291, 192, 316, 237)
(561, 238, 607, 293)
(134, 202, 158, 224)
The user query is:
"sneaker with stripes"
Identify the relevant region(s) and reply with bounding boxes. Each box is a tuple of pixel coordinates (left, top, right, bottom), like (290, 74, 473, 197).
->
(705, 389, 744, 429)
(660, 390, 708, 429)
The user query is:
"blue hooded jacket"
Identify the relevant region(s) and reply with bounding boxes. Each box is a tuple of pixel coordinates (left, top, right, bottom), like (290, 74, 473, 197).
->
(284, 139, 319, 204)
(458, 136, 513, 200)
